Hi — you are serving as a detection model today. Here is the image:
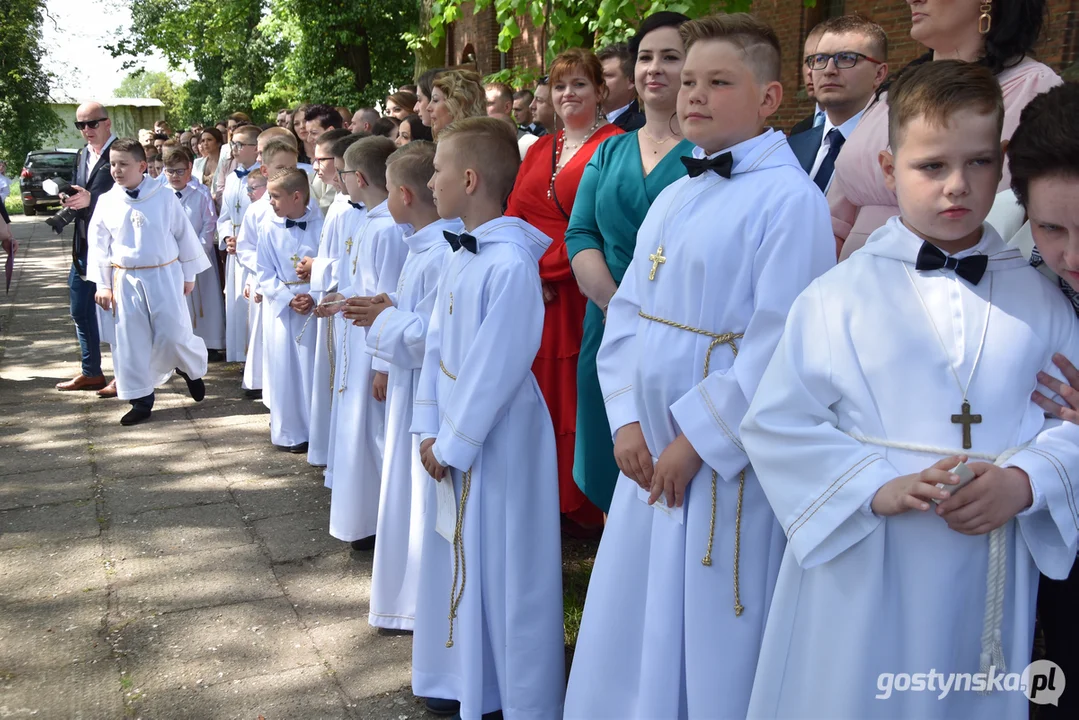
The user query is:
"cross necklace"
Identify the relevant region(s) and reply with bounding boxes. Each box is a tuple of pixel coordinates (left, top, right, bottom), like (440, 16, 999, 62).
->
(903, 265, 993, 449)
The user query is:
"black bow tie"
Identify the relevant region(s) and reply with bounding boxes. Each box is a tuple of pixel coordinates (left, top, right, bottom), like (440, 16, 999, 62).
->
(915, 241, 989, 285)
(444, 230, 478, 254)
(681, 152, 734, 179)
(286, 219, 307, 230)
(235, 167, 252, 178)
(348, 201, 364, 211)
(175, 190, 183, 199)
(126, 189, 139, 199)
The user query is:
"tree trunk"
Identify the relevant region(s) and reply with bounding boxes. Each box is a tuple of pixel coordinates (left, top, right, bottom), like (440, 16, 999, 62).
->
(414, 0, 446, 80)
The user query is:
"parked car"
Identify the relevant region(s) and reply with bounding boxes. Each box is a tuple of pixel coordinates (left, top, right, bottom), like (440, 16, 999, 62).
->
(19, 149, 78, 216)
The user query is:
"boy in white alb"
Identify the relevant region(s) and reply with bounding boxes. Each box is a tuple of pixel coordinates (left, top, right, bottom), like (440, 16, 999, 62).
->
(563, 15, 835, 720)
(87, 139, 209, 426)
(411, 117, 564, 719)
(164, 146, 225, 358)
(742, 61, 1079, 719)
(343, 141, 461, 630)
(217, 125, 260, 365)
(255, 168, 323, 452)
(319, 136, 408, 550)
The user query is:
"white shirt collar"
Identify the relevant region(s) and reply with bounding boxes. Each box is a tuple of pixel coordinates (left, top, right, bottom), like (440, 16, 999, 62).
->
(606, 101, 634, 123)
(820, 109, 865, 148)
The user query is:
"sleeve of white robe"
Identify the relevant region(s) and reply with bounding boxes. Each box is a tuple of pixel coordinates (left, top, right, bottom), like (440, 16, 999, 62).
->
(410, 264, 448, 439)
(369, 227, 408, 375)
(433, 258, 544, 472)
(172, 197, 211, 281)
(86, 197, 115, 289)
(365, 257, 442, 369)
(235, 208, 261, 277)
(215, 175, 237, 244)
(197, 187, 217, 249)
(741, 280, 902, 570)
(596, 253, 642, 436)
(310, 214, 340, 295)
(255, 234, 296, 318)
(670, 192, 835, 484)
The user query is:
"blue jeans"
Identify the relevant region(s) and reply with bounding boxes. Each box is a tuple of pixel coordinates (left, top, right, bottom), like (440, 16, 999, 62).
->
(68, 264, 102, 377)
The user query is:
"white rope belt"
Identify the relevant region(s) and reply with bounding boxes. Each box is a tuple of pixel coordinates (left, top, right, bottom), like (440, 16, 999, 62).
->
(848, 432, 1025, 687)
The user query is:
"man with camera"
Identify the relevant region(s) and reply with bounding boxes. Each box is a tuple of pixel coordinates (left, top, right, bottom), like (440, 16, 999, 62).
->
(55, 101, 116, 394)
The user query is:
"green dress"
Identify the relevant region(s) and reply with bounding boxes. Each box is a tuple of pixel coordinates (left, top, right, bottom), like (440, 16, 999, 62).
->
(564, 132, 693, 512)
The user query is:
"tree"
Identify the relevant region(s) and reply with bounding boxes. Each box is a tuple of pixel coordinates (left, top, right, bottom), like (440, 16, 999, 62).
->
(0, 2, 62, 167)
(115, 70, 188, 130)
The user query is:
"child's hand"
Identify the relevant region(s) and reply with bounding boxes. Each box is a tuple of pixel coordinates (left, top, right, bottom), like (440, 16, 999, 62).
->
(1033, 353, 1079, 424)
(648, 433, 703, 508)
(344, 293, 393, 326)
(542, 282, 557, 304)
(290, 293, 313, 314)
(315, 292, 345, 318)
(936, 464, 1033, 535)
(254, 292, 262, 304)
(225, 236, 237, 254)
(183, 281, 195, 296)
(296, 256, 314, 281)
(372, 371, 388, 402)
(94, 287, 114, 311)
(420, 438, 446, 480)
(871, 455, 966, 517)
(243, 284, 251, 299)
(614, 422, 654, 490)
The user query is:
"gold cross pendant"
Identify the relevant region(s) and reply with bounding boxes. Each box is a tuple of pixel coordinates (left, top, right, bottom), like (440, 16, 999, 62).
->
(290, 254, 301, 269)
(951, 401, 982, 450)
(648, 245, 666, 281)
(344, 237, 353, 254)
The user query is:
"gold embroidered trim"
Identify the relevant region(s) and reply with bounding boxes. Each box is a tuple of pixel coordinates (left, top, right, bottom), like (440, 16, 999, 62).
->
(786, 454, 884, 539)
(1024, 447, 1079, 529)
(603, 385, 634, 404)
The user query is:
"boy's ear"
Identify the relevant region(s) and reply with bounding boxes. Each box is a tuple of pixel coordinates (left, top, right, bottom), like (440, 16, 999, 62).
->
(399, 184, 414, 206)
(139, 160, 148, 173)
(358, 172, 369, 189)
(879, 149, 897, 193)
(261, 166, 269, 177)
(759, 80, 783, 120)
(463, 167, 479, 196)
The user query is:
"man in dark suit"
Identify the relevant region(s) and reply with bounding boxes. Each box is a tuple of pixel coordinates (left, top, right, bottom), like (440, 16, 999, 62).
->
(56, 101, 116, 393)
(787, 16, 889, 194)
(598, 43, 645, 132)
(790, 23, 828, 136)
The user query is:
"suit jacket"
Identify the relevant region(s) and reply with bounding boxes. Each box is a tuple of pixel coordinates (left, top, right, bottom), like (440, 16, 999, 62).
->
(72, 141, 115, 274)
(787, 125, 824, 176)
(789, 111, 817, 136)
(612, 99, 645, 132)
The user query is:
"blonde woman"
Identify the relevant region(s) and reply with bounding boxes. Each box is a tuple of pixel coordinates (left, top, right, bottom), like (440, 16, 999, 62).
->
(427, 70, 486, 137)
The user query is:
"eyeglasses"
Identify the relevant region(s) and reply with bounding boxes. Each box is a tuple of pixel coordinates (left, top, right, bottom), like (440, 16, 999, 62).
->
(230, 141, 257, 150)
(313, 156, 335, 168)
(163, 167, 188, 176)
(74, 118, 108, 130)
(804, 52, 883, 71)
(336, 169, 361, 182)
(245, 184, 266, 195)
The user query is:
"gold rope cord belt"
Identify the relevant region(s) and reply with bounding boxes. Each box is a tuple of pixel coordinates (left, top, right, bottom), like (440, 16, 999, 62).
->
(638, 309, 747, 617)
(326, 318, 336, 408)
(283, 280, 308, 286)
(111, 257, 178, 271)
(437, 360, 470, 647)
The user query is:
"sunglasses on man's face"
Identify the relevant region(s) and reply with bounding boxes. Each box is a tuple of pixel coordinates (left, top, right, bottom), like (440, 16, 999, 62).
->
(75, 118, 108, 130)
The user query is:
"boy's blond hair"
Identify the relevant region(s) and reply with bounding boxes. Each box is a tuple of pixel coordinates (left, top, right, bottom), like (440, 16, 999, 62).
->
(437, 116, 521, 205)
(268, 167, 311, 206)
(259, 126, 297, 148)
(261, 138, 300, 166)
(232, 124, 260, 143)
(343, 136, 397, 191)
(386, 141, 436, 205)
(680, 13, 781, 84)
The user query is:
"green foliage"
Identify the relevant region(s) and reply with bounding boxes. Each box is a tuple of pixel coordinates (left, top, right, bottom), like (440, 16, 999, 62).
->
(5, 181, 23, 216)
(115, 71, 188, 130)
(0, 2, 62, 168)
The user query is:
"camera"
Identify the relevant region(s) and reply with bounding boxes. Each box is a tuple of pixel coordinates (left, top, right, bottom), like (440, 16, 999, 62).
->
(43, 178, 79, 235)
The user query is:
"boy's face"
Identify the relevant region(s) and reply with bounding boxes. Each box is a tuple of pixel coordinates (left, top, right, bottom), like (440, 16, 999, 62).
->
(268, 184, 306, 219)
(148, 159, 163, 178)
(164, 162, 192, 190)
(429, 139, 467, 220)
(110, 151, 146, 189)
(313, 141, 339, 187)
(677, 39, 781, 155)
(1027, 174, 1079, 292)
(881, 109, 1001, 251)
(233, 135, 259, 166)
(246, 179, 268, 202)
(385, 166, 411, 223)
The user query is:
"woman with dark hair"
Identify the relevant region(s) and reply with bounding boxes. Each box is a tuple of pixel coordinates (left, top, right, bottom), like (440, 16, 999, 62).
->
(193, 128, 224, 192)
(832, 0, 1058, 261)
(564, 11, 692, 516)
(415, 68, 443, 128)
(291, 104, 313, 164)
(385, 91, 417, 119)
(506, 48, 623, 532)
(394, 114, 432, 146)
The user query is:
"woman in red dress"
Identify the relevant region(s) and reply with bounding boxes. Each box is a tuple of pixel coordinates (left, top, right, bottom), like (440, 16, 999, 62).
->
(506, 48, 622, 530)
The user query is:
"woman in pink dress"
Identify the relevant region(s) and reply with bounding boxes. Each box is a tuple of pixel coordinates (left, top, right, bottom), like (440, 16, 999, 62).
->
(831, 0, 1058, 260)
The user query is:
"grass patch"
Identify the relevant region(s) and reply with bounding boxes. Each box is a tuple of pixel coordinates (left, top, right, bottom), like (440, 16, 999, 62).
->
(4, 181, 22, 216)
(562, 536, 598, 669)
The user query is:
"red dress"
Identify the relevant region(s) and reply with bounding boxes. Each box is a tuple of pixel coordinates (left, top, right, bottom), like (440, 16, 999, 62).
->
(506, 124, 622, 527)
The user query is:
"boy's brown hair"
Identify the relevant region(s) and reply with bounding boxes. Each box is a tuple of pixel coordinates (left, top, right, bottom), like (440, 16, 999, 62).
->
(887, 59, 1003, 152)
(258, 126, 296, 147)
(680, 13, 781, 84)
(436, 116, 521, 205)
(343, 136, 397, 191)
(111, 138, 146, 162)
(261, 138, 300, 166)
(232, 124, 261, 143)
(142, 144, 159, 160)
(163, 145, 195, 167)
(1008, 83, 1079, 208)
(386, 140, 436, 205)
(268, 167, 311, 206)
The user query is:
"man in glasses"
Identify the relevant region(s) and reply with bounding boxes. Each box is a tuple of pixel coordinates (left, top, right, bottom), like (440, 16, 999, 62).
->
(787, 15, 889, 194)
(56, 101, 118, 394)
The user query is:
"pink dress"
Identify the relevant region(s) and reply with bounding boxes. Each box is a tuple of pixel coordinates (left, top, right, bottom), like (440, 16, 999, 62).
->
(830, 56, 1061, 261)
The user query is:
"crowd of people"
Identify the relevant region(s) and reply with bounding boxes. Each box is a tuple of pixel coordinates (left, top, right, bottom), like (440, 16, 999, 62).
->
(24, 0, 1079, 717)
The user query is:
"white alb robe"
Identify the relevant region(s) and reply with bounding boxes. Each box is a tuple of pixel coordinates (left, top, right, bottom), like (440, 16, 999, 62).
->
(175, 181, 225, 350)
(326, 201, 408, 541)
(564, 130, 836, 720)
(255, 210, 323, 447)
(366, 217, 460, 630)
(410, 217, 564, 719)
(743, 218, 1079, 720)
(216, 163, 259, 362)
(87, 178, 211, 400)
(307, 193, 354, 467)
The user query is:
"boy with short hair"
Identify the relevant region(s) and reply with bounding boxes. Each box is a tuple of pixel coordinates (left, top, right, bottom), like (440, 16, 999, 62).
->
(563, 14, 835, 719)
(87, 139, 210, 426)
(742, 61, 1079, 718)
(319, 136, 408, 548)
(164, 145, 225, 360)
(410, 116, 564, 718)
(217, 124, 261, 365)
(255, 168, 323, 451)
(342, 140, 462, 630)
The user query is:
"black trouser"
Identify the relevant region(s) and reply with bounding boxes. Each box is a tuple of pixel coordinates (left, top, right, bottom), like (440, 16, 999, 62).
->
(1037, 564, 1079, 717)
(131, 393, 154, 413)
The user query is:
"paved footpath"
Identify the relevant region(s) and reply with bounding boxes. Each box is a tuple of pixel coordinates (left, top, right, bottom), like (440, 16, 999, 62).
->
(0, 216, 421, 719)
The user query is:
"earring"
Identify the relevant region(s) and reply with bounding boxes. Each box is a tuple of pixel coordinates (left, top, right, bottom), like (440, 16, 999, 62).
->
(979, 2, 992, 34)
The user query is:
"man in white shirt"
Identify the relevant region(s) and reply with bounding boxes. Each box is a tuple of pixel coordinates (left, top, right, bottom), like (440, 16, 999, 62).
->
(597, 43, 644, 131)
(787, 15, 889, 194)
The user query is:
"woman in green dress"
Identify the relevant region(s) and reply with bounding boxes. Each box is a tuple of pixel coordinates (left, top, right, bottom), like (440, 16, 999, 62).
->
(565, 11, 693, 513)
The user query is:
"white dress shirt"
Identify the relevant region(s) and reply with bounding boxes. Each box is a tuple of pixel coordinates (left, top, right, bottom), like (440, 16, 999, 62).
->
(81, 134, 116, 185)
(606, 101, 633, 124)
(808, 110, 864, 193)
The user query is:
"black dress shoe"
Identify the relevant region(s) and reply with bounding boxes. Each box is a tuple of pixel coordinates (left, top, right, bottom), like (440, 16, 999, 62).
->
(350, 535, 376, 551)
(244, 388, 263, 400)
(424, 697, 460, 716)
(207, 349, 225, 363)
(120, 407, 152, 426)
(176, 369, 206, 402)
(274, 442, 308, 454)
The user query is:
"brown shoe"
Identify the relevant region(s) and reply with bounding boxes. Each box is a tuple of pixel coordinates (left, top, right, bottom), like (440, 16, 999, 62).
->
(96, 379, 118, 398)
(55, 374, 107, 392)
